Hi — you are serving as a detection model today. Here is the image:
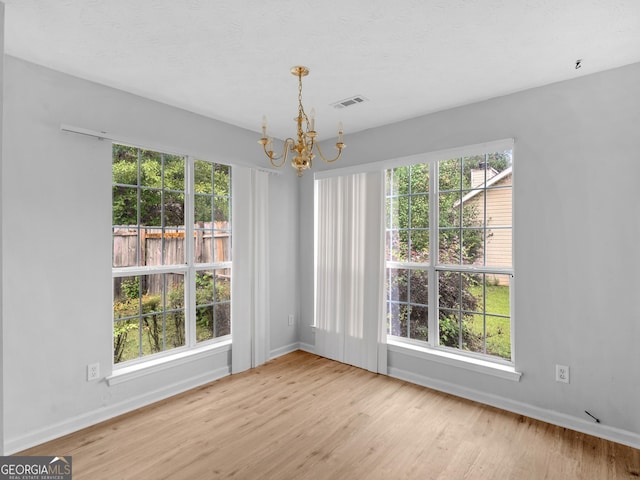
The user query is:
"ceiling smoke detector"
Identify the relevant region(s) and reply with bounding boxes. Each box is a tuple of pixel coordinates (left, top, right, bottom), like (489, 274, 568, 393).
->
(332, 95, 368, 109)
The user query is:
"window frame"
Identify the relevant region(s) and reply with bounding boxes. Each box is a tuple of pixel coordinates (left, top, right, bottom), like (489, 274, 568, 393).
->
(112, 145, 232, 369)
(385, 140, 514, 365)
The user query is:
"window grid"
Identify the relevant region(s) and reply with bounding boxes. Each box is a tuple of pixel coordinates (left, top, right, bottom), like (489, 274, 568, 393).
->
(386, 148, 513, 363)
(112, 145, 231, 366)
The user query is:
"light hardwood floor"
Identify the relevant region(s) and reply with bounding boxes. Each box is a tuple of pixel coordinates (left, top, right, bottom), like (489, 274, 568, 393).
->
(19, 351, 640, 479)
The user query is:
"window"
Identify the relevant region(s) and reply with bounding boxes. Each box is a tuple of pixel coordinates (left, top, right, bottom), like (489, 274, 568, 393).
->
(386, 145, 513, 362)
(112, 144, 231, 365)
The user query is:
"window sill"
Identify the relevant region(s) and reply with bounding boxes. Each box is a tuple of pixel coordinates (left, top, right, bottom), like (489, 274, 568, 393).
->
(106, 339, 232, 386)
(387, 338, 522, 382)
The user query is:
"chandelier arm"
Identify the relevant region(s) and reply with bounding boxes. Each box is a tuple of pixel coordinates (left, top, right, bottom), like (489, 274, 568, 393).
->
(261, 141, 285, 167)
(260, 138, 295, 168)
(313, 141, 345, 163)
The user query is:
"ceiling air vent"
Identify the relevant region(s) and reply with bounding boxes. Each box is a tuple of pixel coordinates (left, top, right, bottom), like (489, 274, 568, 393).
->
(332, 95, 367, 109)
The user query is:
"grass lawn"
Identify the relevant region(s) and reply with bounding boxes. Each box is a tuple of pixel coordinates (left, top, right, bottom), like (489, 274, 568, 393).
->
(469, 284, 511, 359)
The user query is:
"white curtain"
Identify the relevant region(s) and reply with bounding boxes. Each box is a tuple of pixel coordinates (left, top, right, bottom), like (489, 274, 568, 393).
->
(251, 170, 270, 367)
(232, 168, 270, 373)
(315, 171, 386, 373)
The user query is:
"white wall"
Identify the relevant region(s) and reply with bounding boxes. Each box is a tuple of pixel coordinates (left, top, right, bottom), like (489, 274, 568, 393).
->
(1, 56, 299, 452)
(299, 62, 640, 447)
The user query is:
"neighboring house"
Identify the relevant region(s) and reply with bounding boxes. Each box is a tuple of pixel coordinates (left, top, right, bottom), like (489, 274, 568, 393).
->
(460, 165, 513, 285)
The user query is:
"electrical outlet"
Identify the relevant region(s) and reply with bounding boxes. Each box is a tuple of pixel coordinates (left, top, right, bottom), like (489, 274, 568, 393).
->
(288, 314, 294, 326)
(87, 363, 100, 382)
(555, 364, 569, 383)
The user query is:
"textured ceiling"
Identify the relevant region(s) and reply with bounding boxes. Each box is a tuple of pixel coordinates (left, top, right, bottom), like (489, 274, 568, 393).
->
(3, 0, 640, 141)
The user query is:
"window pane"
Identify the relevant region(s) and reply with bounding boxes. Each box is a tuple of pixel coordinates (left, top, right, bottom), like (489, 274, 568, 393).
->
(485, 188, 512, 228)
(486, 228, 512, 268)
(439, 192, 460, 228)
(114, 318, 138, 364)
(410, 194, 429, 228)
(485, 274, 510, 311)
(163, 228, 185, 265)
(439, 230, 461, 264)
(113, 186, 138, 225)
(214, 303, 231, 337)
(195, 195, 213, 223)
(141, 228, 162, 266)
(461, 195, 481, 228)
(113, 273, 185, 363)
(195, 229, 213, 264)
(410, 164, 429, 194)
(214, 197, 230, 223)
(195, 160, 213, 193)
(140, 189, 162, 226)
(439, 311, 460, 349)
(214, 164, 231, 195)
(164, 192, 184, 227)
(386, 268, 428, 340)
(112, 145, 138, 186)
(113, 276, 141, 317)
(462, 228, 484, 265)
(215, 271, 231, 302)
(196, 306, 214, 342)
(166, 310, 186, 350)
(164, 154, 185, 189)
(196, 270, 215, 304)
(195, 269, 231, 344)
(484, 315, 510, 359)
(438, 271, 510, 360)
(386, 230, 407, 262)
(387, 268, 408, 303)
(439, 158, 461, 191)
(140, 150, 162, 188)
(408, 269, 429, 305)
(408, 305, 428, 341)
(409, 230, 429, 262)
(387, 302, 405, 337)
(214, 230, 231, 262)
(388, 197, 408, 229)
(438, 271, 461, 311)
(113, 228, 138, 267)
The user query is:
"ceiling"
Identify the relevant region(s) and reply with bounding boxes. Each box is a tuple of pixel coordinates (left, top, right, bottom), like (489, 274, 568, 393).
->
(3, 0, 640, 141)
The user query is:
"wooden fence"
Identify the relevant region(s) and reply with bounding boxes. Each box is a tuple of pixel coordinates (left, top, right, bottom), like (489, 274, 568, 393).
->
(113, 221, 230, 298)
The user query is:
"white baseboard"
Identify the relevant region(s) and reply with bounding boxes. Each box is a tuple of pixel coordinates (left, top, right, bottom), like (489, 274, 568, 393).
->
(388, 366, 640, 450)
(5, 366, 230, 455)
(269, 342, 301, 359)
(298, 342, 315, 354)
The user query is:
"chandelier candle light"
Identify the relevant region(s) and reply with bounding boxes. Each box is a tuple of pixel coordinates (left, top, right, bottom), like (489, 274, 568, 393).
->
(258, 66, 345, 176)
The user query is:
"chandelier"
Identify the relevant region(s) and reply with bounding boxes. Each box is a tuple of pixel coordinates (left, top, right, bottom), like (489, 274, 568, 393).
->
(258, 66, 345, 176)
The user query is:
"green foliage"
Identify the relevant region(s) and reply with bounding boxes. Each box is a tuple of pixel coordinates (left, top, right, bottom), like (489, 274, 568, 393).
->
(113, 276, 187, 363)
(112, 145, 231, 227)
(469, 284, 511, 359)
(120, 277, 139, 300)
(436, 270, 483, 351)
(194, 271, 231, 341)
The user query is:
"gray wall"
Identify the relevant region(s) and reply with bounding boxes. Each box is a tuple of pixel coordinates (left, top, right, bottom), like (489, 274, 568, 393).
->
(1, 56, 299, 452)
(299, 62, 640, 446)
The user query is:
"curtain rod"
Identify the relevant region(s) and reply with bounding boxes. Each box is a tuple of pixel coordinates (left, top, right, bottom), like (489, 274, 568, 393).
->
(59, 124, 282, 175)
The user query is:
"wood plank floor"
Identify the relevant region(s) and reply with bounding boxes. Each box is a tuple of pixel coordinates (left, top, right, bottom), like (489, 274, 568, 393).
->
(19, 351, 640, 479)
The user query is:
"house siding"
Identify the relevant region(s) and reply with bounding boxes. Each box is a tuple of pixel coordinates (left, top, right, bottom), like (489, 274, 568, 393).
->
(467, 175, 512, 283)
